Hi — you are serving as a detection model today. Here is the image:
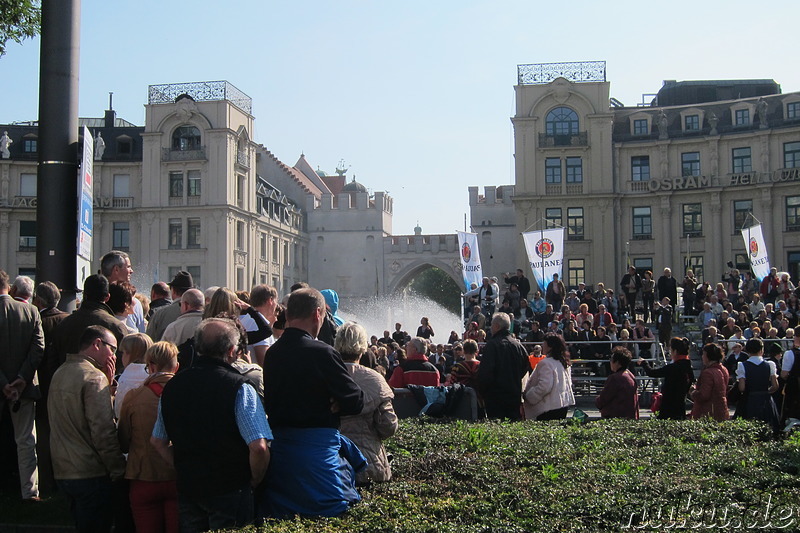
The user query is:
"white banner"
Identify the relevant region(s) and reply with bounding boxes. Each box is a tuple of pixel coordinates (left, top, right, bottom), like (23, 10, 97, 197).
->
(741, 224, 770, 282)
(523, 228, 565, 293)
(457, 231, 483, 291)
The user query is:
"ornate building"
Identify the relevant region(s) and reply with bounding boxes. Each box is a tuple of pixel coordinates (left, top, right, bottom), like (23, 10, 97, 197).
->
(472, 62, 800, 289)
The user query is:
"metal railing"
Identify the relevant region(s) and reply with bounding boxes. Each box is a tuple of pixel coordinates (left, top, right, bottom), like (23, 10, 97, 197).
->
(518, 61, 606, 85)
(148, 81, 252, 114)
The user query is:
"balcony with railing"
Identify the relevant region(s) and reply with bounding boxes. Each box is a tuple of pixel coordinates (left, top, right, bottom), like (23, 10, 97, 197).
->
(148, 81, 253, 114)
(628, 181, 651, 193)
(162, 146, 206, 162)
(18, 236, 36, 251)
(545, 183, 584, 196)
(517, 61, 606, 85)
(236, 150, 250, 169)
(538, 132, 588, 148)
(112, 197, 133, 208)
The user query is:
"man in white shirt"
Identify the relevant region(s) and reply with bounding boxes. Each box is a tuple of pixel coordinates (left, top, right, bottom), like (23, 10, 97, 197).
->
(100, 250, 145, 333)
(241, 284, 278, 367)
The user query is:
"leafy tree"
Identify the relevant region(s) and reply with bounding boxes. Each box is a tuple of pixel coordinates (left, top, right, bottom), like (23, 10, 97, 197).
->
(0, 0, 41, 57)
(408, 267, 460, 314)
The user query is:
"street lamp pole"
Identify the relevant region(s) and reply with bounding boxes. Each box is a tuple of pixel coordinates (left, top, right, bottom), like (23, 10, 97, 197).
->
(36, 0, 81, 311)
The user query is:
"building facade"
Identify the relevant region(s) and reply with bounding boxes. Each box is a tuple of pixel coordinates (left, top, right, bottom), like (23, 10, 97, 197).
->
(473, 62, 800, 290)
(0, 80, 469, 310)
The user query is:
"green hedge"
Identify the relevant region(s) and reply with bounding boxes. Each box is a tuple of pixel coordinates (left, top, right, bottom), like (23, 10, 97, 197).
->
(248, 418, 800, 532)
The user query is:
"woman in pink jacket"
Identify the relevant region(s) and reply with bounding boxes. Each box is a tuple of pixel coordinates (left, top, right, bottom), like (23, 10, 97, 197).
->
(690, 343, 730, 421)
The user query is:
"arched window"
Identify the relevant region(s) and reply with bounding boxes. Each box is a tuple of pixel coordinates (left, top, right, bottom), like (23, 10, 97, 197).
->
(172, 126, 201, 151)
(545, 107, 579, 136)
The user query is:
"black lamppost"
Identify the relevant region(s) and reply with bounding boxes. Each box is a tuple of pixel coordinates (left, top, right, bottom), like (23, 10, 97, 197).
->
(36, 0, 81, 311)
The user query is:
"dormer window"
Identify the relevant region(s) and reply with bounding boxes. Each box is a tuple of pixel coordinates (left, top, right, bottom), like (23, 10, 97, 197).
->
(735, 109, 750, 126)
(679, 108, 704, 133)
(23, 136, 37, 153)
(633, 119, 648, 135)
(684, 115, 700, 131)
(172, 126, 201, 151)
(117, 135, 132, 155)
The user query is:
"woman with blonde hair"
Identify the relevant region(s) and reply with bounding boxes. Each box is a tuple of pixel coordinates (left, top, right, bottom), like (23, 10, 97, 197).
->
(115, 333, 154, 418)
(335, 322, 398, 483)
(118, 342, 179, 533)
(203, 287, 272, 348)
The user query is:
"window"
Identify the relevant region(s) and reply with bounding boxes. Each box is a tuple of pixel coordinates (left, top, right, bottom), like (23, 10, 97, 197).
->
(284, 242, 290, 266)
(733, 200, 753, 230)
(632, 207, 652, 238)
(19, 221, 36, 251)
(788, 102, 800, 119)
(168, 219, 182, 249)
(272, 237, 279, 261)
(682, 204, 702, 236)
(631, 156, 650, 181)
(567, 207, 584, 240)
(732, 147, 752, 173)
(172, 126, 201, 151)
(23, 138, 37, 153)
(187, 170, 201, 197)
(117, 138, 132, 155)
(735, 109, 750, 126)
(19, 174, 36, 197)
(785, 142, 800, 168)
(684, 115, 700, 131)
(545, 158, 561, 184)
(681, 152, 700, 177)
(787, 196, 800, 231)
(236, 175, 245, 207)
(186, 266, 201, 290)
(633, 258, 653, 277)
(260, 233, 268, 260)
(113, 174, 130, 197)
(545, 208, 562, 228)
(545, 107, 579, 136)
(169, 172, 183, 198)
(567, 259, 585, 289)
(633, 119, 648, 135)
(113, 222, 129, 251)
(187, 218, 201, 248)
(688, 256, 704, 282)
(566, 157, 583, 183)
(236, 268, 245, 291)
(236, 221, 245, 250)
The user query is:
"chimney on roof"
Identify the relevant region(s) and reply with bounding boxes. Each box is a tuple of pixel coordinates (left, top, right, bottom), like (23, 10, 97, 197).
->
(104, 91, 116, 128)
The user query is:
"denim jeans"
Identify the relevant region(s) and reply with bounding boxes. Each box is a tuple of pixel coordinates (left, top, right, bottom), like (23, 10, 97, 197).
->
(178, 483, 253, 533)
(58, 476, 114, 533)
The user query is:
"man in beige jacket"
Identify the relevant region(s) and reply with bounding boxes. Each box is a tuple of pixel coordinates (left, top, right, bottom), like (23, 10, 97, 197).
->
(49, 325, 125, 532)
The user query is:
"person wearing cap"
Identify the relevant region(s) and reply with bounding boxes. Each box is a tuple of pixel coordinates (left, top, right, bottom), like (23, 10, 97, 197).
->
(146, 271, 194, 342)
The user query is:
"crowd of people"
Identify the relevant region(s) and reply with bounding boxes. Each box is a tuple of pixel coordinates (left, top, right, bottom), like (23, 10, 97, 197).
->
(2, 253, 800, 533)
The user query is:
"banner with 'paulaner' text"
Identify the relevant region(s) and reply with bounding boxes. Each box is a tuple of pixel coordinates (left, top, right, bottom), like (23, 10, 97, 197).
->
(741, 224, 770, 282)
(457, 231, 483, 291)
(523, 228, 565, 293)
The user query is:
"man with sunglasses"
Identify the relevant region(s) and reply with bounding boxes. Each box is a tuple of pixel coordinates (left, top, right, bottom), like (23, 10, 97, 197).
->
(49, 325, 126, 533)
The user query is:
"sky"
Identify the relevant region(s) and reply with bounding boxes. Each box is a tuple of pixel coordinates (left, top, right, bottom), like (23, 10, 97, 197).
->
(1, 0, 799, 236)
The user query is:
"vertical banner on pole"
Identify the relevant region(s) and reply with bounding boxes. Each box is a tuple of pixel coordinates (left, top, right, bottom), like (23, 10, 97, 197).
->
(741, 224, 770, 282)
(76, 126, 94, 292)
(523, 228, 565, 293)
(457, 231, 483, 291)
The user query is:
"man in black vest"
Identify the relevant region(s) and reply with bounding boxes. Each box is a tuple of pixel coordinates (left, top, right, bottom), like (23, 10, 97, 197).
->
(151, 318, 271, 531)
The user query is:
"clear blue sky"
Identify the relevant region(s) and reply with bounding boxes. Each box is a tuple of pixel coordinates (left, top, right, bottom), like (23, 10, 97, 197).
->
(1, 0, 798, 235)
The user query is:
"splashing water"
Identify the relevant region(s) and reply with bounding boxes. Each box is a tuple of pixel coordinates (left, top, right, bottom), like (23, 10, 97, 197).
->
(339, 292, 464, 344)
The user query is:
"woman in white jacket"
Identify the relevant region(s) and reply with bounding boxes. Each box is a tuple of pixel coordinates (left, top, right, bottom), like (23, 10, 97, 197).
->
(523, 333, 575, 420)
